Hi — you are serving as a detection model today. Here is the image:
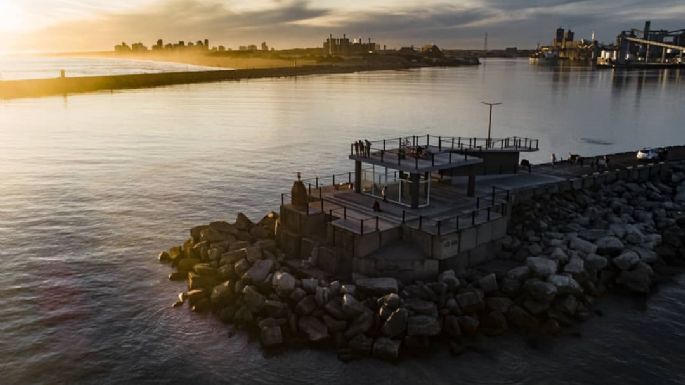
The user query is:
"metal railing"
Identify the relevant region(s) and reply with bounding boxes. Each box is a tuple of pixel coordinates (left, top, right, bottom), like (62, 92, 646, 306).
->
(408, 201, 510, 236)
(352, 134, 539, 155)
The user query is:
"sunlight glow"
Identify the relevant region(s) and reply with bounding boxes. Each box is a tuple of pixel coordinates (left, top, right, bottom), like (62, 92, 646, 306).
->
(0, 1, 26, 33)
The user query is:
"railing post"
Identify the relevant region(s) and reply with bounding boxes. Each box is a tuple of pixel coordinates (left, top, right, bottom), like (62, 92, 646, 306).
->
(383, 139, 386, 151)
(308, 183, 311, 196)
(329, 209, 333, 221)
(402, 210, 406, 224)
(451, 137, 455, 150)
(332, 174, 336, 185)
(456, 215, 459, 229)
(438, 136, 442, 151)
(344, 206, 347, 219)
(457, 137, 461, 147)
(375, 216, 379, 231)
(350, 143, 353, 156)
(315, 177, 319, 189)
(348, 172, 352, 185)
(437, 220, 441, 236)
(449, 151, 452, 163)
(381, 150, 384, 162)
(487, 207, 491, 221)
(471, 211, 476, 225)
(491, 186, 496, 205)
(419, 216, 423, 230)
(360, 219, 364, 235)
(415, 156, 418, 169)
(281, 193, 284, 206)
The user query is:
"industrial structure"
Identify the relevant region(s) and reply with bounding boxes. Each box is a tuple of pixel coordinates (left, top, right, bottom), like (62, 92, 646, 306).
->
(530, 27, 599, 64)
(598, 21, 685, 68)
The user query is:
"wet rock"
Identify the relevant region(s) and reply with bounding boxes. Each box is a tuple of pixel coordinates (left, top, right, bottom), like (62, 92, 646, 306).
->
(234, 259, 250, 277)
(381, 293, 402, 310)
(242, 285, 265, 313)
(613, 250, 640, 270)
(177, 257, 201, 273)
(584, 253, 608, 272)
(443, 315, 462, 337)
(341, 284, 356, 296)
(617, 262, 653, 293)
(158, 251, 171, 263)
(260, 325, 283, 347)
(478, 273, 499, 294)
(372, 337, 401, 362)
(192, 297, 211, 313)
(235, 212, 254, 231)
(348, 333, 373, 355)
(407, 315, 441, 336)
(506, 305, 538, 329)
(295, 295, 317, 315)
(344, 310, 374, 338)
(564, 256, 585, 275)
(168, 271, 186, 281)
(457, 315, 479, 335)
(624, 225, 645, 244)
(298, 316, 329, 342)
(506, 266, 531, 282)
(263, 299, 287, 318)
(242, 259, 274, 284)
(220, 249, 247, 266)
(271, 271, 296, 296)
(381, 307, 408, 337)
(596, 236, 625, 256)
(355, 277, 399, 296)
(526, 257, 558, 278)
(289, 287, 306, 303)
(549, 247, 570, 264)
(194, 263, 218, 277)
(301, 278, 319, 293)
(404, 298, 437, 317)
(210, 281, 233, 306)
(342, 294, 366, 317)
(315, 286, 330, 307)
(245, 246, 263, 263)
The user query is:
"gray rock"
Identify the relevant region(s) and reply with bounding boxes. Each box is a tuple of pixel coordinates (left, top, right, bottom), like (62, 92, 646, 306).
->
(221, 249, 247, 266)
(569, 237, 598, 255)
(584, 253, 609, 272)
(486, 297, 513, 313)
(596, 236, 625, 256)
(348, 333, 373, 354)
(234, 259, 251, 278)
(613, 250, 640, 270)
(272, 272, 296, 295)
(382, 307, 408, 337)
(438, 269, 461, 289)
(344, 310, 374, 338)
(523, 299, 550, 315)
(355, 277, 399, 296)
(404, 298, 438, 317)
(289, 287, 306, 303)
(298, 316, 329, 342)
(315, 286, 330, 307)
(524, 279, 558, 302)
(242, 285, 265, 313)
(324, 298, 346, 320)
(506, 266, 530, 282)
(501, 278, 522, 295)
(457, 315, 479, 335)
(263, 299, 287, 318)
(407, 315, 441, 336)
(528, 243, 543, 255)
(301, 278, 319, 293)
(242, 259, 274, 284)
(478, 273, 499, 294)
(616, 262, 653, 293)
(260, 325, 283, 347)
(624, 225, 645, 244)
(295, 295, 317, 315)
(632, 247, 658, 264)
(381, 293, 402, 310)
(549, 247, 570, 264)
(563, 256, 585, 275)
(547, 274, 583, 296)
(245, 246, 263, 263)
(342, 294, 366, 317)
(444, 315, 462, 337)
(341, 284, 356, 296)
(372, 337, 401, 362)
(455, 291, 483, 314)
(526, 257, 558, 277)
(506, 305, 538, 329)
(322, 314, 348, 333)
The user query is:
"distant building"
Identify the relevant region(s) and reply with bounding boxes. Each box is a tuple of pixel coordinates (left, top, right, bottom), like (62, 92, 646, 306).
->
(247, 44, 258, 51)
(261, 42, 269, 51)
(421, 44, 445, 58)
(323, 34, 377, 56)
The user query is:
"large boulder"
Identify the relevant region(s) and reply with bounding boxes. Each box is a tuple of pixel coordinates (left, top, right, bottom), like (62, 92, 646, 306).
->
(478, 273, 499, 294)
(177, 257, 201, 273)
(455, 291, 484, 314)
(271, 272, 296, 296)
(260, 325, 283, 347)
(322, 315, 348, 333)
(295, 295, 317, 315)
(457, 315, 479, 335)
(298, 316, 329, 342)
(220, 249, 247, 266)
(404, 298, 438, 317)
(616, 263, 653, 293)
(569, 237, 598, 255)
(210, 281, 233, 306)
(242, 285, 266, 313)
(596, 236, 625, 256)
(342, 294, 366, 317)
(613, 250, 640, 271)
(348, 333, 373, 355)
(235, 212, 254, 231)
(506, 305, 538, 329)
(372, 338, 401, 362)
(407, 315, 441, 336)
(355, 277, 399, 296)
(344, 310, 374, 338)
(486, 297, 513, 313)
(526, 257, 558, 278)
(443, 315, 462, 337)
(584, 253, 608, 272)
(381, 308, 408, 337)
(563, 256, 585, 275)
(547, 275, 583, 296)
(524, 279, 558, 302)
(506, 266, 530, 282)
(242, 259, 274, 284)
(438, 270, 460, 289)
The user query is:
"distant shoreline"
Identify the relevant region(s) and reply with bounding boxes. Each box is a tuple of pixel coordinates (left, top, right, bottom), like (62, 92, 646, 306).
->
(0, 61, 475, 100)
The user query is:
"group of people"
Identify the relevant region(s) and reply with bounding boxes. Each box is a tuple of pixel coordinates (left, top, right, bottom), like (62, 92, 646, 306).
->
(550, 152, 610, 170)
(353, 139, 372, 157)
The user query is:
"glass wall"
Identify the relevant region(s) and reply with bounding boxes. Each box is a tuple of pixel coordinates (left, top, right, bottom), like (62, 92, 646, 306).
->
(361, 165, 430, 207)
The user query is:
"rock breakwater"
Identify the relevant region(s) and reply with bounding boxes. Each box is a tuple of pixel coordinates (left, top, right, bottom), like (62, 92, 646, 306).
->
(158, 164, 685, 362)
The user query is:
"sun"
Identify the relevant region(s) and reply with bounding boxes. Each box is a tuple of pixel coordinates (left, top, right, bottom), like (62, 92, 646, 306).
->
(0, 0, 26, 33)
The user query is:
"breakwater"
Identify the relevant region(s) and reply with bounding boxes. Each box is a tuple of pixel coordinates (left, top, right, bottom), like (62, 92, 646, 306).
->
(0, 62, 427, 100)
(157, 153, 685, 362)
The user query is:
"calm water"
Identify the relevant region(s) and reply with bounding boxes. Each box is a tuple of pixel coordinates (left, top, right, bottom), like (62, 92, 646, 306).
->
(1, 58, 685, 385)
(0, 55, 217, 80)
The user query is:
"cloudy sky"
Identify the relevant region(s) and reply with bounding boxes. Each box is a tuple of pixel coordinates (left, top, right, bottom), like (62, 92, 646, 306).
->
(1, 0, 684, 52)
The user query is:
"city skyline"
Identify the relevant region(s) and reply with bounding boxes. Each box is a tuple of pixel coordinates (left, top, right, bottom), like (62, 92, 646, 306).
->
(1, 0, 685, 52)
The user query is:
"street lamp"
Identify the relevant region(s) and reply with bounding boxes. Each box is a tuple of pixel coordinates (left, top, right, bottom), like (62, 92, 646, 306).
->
(481, 101, 501, 148)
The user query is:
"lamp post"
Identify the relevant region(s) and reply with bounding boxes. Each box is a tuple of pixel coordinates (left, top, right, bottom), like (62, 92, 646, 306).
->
(481, 101, 501, 149)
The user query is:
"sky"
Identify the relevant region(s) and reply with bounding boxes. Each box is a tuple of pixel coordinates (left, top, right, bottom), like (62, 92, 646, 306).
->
(1, 0, 684, 52)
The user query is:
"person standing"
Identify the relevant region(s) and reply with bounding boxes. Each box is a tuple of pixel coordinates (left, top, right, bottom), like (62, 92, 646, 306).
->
(551, 153, 557, 166)
(365, 140, 371, 157)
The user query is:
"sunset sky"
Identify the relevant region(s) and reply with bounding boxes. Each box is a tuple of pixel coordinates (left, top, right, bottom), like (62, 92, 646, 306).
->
(1, 0, 684, 52)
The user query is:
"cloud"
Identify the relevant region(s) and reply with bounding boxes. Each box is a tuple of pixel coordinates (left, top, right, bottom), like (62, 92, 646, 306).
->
(13, 0, 685, 51)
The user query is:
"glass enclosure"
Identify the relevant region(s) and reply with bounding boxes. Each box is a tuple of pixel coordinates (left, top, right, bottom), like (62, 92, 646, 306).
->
(360, 165, 430, 207)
